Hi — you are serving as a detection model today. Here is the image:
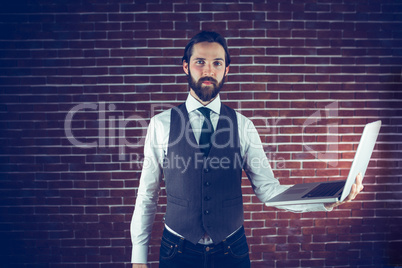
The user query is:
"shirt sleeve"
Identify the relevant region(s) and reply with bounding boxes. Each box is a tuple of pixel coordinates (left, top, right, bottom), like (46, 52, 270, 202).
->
(237, 113, 329, 213)
(130, 116, 165, 264)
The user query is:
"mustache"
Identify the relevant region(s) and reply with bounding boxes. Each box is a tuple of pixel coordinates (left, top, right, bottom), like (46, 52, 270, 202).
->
(199, 77, 218, 83)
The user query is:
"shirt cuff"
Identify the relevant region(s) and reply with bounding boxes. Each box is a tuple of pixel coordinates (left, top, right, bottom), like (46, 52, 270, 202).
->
(131, 245, 148, 264)
(323, 203, 334, 212)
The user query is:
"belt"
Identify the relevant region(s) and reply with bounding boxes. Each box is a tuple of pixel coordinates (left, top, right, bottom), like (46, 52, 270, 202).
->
(162, 226, 246, 255)
(165, 224, 242, 245)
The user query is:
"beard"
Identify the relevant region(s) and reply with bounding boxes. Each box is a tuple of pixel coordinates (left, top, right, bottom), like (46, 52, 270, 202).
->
(187, 70, 226, 102)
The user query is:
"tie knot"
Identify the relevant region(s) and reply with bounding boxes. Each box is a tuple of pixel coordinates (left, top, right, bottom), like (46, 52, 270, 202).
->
(198, 107, 211, 119)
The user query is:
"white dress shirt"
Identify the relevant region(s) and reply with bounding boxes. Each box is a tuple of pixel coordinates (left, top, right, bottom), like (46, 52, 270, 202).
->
(130, 93, 329, 264)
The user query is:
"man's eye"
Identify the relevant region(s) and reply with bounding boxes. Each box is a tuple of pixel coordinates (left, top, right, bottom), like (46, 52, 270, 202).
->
(196, 60, 205, 64)
(214, 62, 223, 66)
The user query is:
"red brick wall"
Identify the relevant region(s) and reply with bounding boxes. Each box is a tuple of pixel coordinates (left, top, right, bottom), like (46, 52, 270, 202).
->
(1, 1, 401, 267)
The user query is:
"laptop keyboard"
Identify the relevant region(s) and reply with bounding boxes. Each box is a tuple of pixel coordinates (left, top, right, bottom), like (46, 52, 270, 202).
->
(302, 181, 345, 198)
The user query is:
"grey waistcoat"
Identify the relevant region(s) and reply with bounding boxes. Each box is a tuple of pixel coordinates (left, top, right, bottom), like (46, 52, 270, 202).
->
(163, 103, 244, 245)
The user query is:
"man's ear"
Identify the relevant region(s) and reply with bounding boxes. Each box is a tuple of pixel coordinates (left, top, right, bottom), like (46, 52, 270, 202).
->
(225, 65, 230, 76)
(183, 61, 189, 75)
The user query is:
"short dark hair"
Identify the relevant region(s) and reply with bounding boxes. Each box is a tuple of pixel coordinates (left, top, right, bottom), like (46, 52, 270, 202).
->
(182, 31, 231, 67)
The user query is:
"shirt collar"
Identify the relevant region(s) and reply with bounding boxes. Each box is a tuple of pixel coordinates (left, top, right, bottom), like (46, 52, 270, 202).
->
(185, 93, 221, 115)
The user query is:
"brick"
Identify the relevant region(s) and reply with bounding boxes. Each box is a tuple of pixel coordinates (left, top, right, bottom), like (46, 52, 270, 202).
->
(251, 244, 276, 253)
(301, 259, 325, 267)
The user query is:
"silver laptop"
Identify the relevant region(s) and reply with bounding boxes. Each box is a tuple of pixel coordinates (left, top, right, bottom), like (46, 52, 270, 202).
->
(265, 120, 381, 206)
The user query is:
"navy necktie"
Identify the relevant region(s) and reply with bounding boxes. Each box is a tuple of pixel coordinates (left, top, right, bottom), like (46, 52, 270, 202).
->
(198, 107, 214, 156)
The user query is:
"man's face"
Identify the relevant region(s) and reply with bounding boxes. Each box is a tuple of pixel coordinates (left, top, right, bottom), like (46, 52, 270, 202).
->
(183, 42, 229, 103)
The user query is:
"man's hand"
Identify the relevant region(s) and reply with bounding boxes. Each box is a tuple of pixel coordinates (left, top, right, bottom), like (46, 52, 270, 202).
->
(132, 264, 148, 268)
(324, 172, 364, 210)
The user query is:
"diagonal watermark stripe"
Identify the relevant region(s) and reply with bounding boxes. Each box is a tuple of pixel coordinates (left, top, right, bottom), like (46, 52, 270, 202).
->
(302, 102, 339, 167)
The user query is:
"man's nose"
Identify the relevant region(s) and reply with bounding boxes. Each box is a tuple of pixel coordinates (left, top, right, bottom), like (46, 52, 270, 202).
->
(203, 64, 214, 77)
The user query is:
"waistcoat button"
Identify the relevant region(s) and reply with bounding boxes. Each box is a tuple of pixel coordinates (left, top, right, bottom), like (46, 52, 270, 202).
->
(204, 181, 211, 187)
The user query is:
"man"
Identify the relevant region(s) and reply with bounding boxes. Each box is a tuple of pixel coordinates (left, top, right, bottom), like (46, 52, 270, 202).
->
(130, 31, 363, 268)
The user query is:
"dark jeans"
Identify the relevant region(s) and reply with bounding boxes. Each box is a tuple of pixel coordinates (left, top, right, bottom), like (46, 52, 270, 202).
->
(159, 226, 250, 268)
